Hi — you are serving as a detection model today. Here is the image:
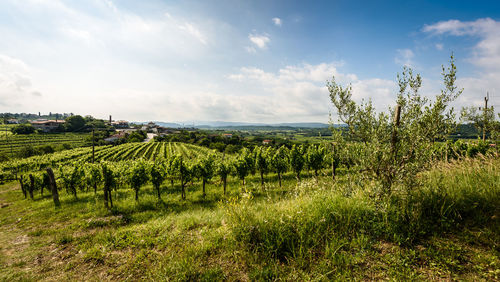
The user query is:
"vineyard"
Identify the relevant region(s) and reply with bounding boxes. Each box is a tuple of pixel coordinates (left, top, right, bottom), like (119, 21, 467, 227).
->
(0, 133, 90, 155)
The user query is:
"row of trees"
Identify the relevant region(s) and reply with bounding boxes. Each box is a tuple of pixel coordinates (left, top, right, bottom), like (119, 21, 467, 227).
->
(19, 144, 335, 207)
(16, 136, 495, 207)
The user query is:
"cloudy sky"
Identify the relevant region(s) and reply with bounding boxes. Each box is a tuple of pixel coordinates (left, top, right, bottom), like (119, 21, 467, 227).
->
(0, 0, 499, 123)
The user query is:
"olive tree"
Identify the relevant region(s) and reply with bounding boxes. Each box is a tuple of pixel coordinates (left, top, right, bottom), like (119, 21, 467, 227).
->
(328, 54, 462, 193)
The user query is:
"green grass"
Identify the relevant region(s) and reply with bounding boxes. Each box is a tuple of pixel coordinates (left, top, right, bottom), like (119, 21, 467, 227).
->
(0, 158, 499, 280)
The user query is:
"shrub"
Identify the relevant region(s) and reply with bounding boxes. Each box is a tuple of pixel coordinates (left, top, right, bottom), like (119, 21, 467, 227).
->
(11, 124, 35, 134)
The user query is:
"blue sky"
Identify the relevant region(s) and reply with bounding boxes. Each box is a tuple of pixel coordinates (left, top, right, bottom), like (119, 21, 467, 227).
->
(0, 0, 499, 123)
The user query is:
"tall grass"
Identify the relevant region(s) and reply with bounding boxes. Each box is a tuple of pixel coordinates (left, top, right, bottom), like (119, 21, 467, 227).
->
(227, 157, 500, 265)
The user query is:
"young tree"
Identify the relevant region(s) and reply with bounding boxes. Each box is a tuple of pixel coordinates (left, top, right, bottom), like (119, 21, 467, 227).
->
(170, 155, 192, 200)
(150, 161, 166, 201)
(327, 54, 462, 193)
(128, 160, 149, 201)
(216, 159, 231, 195)
(270, 146, 289, 187)
(59, 165, 84, 199)
(254, 146, 270, 186)
(195, 154, 216, 197)
(233, 157, 249, 186)
(328, 127, 347, 181)
(289, 144, 305, 181)
(233, 148, 253, 186)
(305, 145, 325, 181)
(101, 163, 116, 208)
(84, 163, 102, 194)
(461, 105, 496, 141)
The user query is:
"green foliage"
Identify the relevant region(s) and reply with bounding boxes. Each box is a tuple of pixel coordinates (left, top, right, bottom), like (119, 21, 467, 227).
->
(233, 148, 253, 185)
(59, 165, 84, 198)
(305, 144, 325, 178)
(150, 161, 166, 200)
(288, 144, 305, 181)
(11, 124, 35, 134)
(270, 146, 289, 186)
(461, 105, 498, 141)
(228, 158, 500, 264)
(328, 54, 462, 193)
(128, 160, 150, 201)
(65, 115, 86, 132)
(101, 162, 116, 190)
(127, 131, 147, 143)
(254, 146, 270, 185)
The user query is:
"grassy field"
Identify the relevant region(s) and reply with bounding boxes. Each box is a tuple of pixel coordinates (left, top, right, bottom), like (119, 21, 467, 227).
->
(0, 157, 499, 280)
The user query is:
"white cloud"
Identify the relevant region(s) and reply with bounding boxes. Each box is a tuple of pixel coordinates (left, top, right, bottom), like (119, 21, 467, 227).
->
(435, 43, 443, 50)
(227, 62, 396, 122)
(178, 22, 208, 45)
(423, 18, 500, 114)
(272, 17, 282, 26)
(0, 54, 42, 107)
(395, 49, 414, 67)
(249, 33, 270, 49)
(245, 46, 257, 53)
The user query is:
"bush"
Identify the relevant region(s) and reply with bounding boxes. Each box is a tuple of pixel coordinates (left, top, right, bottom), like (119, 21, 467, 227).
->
(11, 124, 35, 134)
(38, 145, 55, 154)
(57, 143, 73, 151)
(18, 145, 37, 158)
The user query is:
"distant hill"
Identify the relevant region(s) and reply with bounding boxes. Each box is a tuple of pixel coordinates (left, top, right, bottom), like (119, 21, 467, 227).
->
(133, 121, 334, 129)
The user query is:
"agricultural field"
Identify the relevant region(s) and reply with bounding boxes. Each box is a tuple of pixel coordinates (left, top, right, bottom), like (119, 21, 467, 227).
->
(0, 133, 90, 156)
(0, 151, 498, 280)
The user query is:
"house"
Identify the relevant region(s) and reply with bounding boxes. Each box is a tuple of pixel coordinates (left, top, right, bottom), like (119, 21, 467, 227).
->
(262, 139, 272, 145)
(111, 120, 129, 129)
(104, 131, 128, 143)
(222, 133, 233, 138)
(30, 119, 65, 132)
(6, 119, 19, 124)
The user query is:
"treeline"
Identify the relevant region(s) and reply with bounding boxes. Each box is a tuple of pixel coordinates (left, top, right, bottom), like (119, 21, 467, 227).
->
(9, 115, 115, 134)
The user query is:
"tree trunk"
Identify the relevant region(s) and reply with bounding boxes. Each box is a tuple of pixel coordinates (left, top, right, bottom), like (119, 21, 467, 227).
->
(260, 171, 264, 186)
(94, 183, 97, 194)
(278, 172, 282, 187)
(135, 189, 139, 201)
(71, 185, 77, 199)
(19, 176, 26, 198)
(28, 174, 34, 200)
(104, 185, 109, 208)
(181, 175, 185, 200)
(202, 179, 206, 198)
(156, 185, 161, 201)
(171, 179, 174, 188)
(46, 168, 60, 208)
(332, 161, 336, 182)
(108, 190, 113, 208)
(223, 177, 227, 195)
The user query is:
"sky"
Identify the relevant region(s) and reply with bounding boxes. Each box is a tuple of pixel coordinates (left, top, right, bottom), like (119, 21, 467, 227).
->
(0, 0, 499, 123)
